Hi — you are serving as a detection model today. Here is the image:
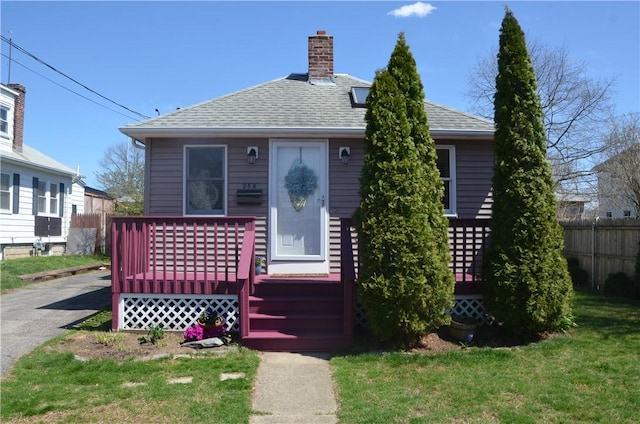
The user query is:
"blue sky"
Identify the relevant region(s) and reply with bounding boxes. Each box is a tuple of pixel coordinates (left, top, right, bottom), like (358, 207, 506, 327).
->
(1, 1, 638, 189)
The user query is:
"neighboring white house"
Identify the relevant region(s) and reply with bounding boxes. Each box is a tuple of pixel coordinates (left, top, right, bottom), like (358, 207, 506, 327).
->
(593, 144, 640, 219)
(0, 83, 85, 259)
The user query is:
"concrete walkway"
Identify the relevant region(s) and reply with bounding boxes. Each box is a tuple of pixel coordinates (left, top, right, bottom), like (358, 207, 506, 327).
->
(1, 270, 111, 377)
(250, 352, 338, 424)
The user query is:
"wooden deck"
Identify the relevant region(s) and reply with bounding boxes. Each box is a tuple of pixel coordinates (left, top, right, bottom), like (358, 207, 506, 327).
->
(110, 216, 490, 350)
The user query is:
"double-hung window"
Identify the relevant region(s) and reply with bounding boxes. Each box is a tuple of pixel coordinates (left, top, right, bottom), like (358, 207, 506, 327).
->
(185, 146, 226, 215)
(0, 173, 10, 211)
(436, 146, 456, 216)
(0, 105, 9, 136)
(37, 180, 59, 215)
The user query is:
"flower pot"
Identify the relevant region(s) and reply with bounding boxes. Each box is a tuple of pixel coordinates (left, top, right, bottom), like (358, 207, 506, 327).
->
(255, 265, 262, 274)
(449, 315, 478, 342)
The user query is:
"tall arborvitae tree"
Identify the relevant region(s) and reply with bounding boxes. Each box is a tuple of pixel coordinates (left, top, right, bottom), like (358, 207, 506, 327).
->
(355, 33, 453, 346)
(483, 8, 573, 334)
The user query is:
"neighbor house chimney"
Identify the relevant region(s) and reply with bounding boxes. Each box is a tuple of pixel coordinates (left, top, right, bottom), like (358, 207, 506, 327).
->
(7, 83, 25, 153)
(308, 30, 334, 80)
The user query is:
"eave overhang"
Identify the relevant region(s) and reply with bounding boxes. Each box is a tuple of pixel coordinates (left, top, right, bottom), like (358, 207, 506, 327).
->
(120, 126, 495, 143)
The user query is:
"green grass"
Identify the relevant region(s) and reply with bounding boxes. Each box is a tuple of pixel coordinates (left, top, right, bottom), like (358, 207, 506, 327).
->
(2, 288, 639, 423)
(0, 255, 108, 293)
(332, 290, 640, 423)
(1, 343, 260, 423)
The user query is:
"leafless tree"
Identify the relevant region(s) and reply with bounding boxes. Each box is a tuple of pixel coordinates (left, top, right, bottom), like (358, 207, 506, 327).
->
(96, 140, 145, 215)
(466, 40, 615, 195)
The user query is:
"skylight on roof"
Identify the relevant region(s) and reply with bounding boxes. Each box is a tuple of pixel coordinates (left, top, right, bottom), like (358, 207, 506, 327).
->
(351, 87, 370, 107)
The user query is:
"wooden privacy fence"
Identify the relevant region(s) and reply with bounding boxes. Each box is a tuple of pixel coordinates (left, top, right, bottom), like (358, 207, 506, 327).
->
(561, 219, 640, 288)
(70, 212, 112, 254)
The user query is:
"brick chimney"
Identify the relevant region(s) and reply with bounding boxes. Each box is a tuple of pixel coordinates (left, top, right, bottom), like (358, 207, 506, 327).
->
(308, 30, 334, 81)
(7, 83, 25, 153)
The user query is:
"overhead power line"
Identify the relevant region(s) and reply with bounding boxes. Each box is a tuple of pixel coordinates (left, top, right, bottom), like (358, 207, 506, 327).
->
(0, 53, 144, 121)
(1, 35, 151, 120)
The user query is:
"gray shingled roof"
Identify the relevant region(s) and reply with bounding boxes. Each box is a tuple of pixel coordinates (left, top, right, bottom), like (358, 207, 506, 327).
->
(120, 73, 494, 138)
(0, 143, 77, 177)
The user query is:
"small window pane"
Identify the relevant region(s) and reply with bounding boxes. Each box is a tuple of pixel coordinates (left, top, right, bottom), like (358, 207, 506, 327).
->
(442, 181, 450, 210)
(50, 187, 58, 215)
(0, 173, 9, 210)
(436, 149, 450, 178)
(0, 107, 8, 134)
(0, 173, 9, 191)
(38, 181, 47, 213)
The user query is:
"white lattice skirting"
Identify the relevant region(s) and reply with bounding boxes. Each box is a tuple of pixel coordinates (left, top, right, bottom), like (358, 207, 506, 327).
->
(118, 294, 239, 332)
(118, 293, 486, 332)
(451, 295, 487, 323)
(355, 294, 487, 327)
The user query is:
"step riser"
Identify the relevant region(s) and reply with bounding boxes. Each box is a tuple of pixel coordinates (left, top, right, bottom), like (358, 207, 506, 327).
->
(249, 300, 343, 315)
(252, 283, 342, 297)
(242, 337, 351, 352)
(249, 316, 342, 332)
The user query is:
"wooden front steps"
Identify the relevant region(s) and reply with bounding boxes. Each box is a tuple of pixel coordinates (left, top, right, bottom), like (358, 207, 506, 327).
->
(241, 277, 352, 352)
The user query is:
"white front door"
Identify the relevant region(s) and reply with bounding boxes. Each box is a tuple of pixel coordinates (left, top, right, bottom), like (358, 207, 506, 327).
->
(268, 140, 329, 275)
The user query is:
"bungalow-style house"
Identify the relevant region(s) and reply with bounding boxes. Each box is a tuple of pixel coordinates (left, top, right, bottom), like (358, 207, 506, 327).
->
(0, 83, 85, 260)
(115, 31, 495, 351)
(593, 144, 639, 219)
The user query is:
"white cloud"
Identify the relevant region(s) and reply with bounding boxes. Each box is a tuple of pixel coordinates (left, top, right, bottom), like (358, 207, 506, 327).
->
(388, 2, 437, 18)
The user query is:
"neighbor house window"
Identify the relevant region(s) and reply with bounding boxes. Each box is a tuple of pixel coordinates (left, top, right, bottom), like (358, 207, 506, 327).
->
(623, 210, 631, 218)
(0, 173, 10, 211)
(0, 106, 9, 135)
(37, 180, 59, 215)
(606, 211, 612, 218)
(185, 146, 226, 215)
(436, 146, 456, 215)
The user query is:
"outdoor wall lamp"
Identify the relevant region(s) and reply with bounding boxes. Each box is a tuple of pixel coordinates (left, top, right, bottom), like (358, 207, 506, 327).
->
(247, 146, 258, 164)
(339, 147, 351, 165)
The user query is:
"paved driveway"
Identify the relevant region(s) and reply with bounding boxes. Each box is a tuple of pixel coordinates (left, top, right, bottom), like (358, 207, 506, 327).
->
(1, 270, 111, 377)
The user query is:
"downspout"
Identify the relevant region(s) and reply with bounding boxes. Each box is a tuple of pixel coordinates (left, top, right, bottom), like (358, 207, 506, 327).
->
(591, 218, 595, 290)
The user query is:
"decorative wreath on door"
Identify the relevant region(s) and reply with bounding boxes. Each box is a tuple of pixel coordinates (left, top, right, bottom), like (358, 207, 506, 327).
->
(284, 159, 318, 212)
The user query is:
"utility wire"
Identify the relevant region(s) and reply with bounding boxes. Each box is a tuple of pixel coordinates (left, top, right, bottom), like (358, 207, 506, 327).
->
(1, 53, 144, 122)
(1, 35, 151, 120)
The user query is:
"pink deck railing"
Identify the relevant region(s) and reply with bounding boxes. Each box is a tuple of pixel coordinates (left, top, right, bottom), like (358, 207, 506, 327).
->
(111, 216, 256, 293)
(340, 218, 491, 295)
(110, 216, 256, 331)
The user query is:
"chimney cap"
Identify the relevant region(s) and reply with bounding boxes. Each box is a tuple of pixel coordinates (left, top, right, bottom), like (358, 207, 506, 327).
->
(316, 30, 327, 35)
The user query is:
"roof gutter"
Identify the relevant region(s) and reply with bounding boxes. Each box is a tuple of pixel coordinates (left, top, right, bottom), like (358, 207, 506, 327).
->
(119, 126, 494, 140)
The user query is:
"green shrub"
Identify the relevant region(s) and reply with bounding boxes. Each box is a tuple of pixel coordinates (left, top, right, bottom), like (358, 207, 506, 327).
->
(604, 272, 639, 299)
(567, 257, 589, 287)
(483, 8, 573, 334)
(355, 33, 453, 347)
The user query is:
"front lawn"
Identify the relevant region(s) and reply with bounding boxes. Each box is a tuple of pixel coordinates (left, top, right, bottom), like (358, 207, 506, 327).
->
(0, 255, 108, 293)
(332, 290, 640, 423)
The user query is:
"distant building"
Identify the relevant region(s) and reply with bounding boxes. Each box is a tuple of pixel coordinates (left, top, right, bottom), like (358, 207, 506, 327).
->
(556, 192, 592, 221)
(593, 144, 639, 219)
(0, 83, 85, 259)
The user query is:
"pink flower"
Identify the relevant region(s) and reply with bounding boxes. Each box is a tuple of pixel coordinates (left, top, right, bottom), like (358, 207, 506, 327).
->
(183, 324, 204, 341)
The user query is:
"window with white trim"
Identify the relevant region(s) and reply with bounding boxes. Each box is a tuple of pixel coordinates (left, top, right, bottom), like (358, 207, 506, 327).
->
(623, 210, 632, 218)
(0, 106, 9, 135)
(436, 146, 456, 215)
(37, 180, 59, 215)
(0, 173, 10, 211)
(185, 146, 226, 215)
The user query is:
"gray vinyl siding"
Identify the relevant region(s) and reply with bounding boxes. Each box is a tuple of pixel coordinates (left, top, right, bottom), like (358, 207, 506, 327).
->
(451, 139, 494, 219)
(145, 136, 493, 273)
(146, 139, 184, 215)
